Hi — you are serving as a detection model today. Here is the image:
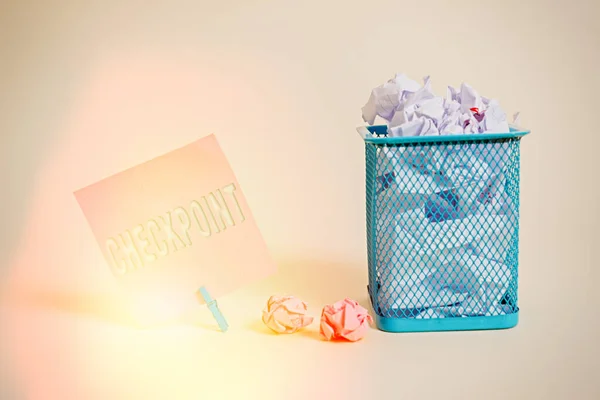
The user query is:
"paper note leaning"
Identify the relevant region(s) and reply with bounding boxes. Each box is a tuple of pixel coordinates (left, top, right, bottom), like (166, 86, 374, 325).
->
(74, 134, 276, 327)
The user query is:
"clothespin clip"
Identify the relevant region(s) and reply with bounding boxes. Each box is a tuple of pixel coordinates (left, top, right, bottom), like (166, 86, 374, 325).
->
(197, 286, 229, 332)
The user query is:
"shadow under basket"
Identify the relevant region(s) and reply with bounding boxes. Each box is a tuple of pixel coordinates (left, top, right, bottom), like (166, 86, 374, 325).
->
(359, 125, 530, 333)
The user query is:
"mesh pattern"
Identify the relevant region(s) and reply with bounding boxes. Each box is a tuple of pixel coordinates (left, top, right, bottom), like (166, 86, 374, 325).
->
(366, 137, 521, 321)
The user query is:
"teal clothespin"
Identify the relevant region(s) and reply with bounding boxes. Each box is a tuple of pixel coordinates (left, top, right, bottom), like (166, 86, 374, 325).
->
(197, 286, 228, 332)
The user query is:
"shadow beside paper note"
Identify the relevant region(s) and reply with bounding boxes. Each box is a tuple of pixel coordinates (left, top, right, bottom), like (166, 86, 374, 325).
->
(9, 256, 373, 335)
(9, 291, 133, 326)
(9, 290, 221, 331)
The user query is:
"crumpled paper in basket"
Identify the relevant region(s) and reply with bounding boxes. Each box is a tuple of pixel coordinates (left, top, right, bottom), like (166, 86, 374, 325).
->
(362, 73, 521, 136)
(363, 74, 524, 319)
(376, 194, 516, 316)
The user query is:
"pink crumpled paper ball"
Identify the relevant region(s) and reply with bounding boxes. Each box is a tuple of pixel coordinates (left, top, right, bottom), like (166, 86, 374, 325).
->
(320, 298, 373, 342)
(262, 295, 314, 334)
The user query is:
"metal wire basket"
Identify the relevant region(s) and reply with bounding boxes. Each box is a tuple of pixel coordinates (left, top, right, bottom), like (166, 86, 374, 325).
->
(359, 125, 530, 332)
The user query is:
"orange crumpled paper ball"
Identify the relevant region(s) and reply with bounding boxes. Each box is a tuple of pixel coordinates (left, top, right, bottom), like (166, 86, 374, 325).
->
(319, 298, 373, 341)
(262, 295, 314, 334)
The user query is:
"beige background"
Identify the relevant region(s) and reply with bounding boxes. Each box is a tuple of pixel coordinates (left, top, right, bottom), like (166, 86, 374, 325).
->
(0, 0, 599, 399)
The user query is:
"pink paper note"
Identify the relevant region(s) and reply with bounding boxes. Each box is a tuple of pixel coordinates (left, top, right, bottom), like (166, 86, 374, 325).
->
(74, 134, 276, 321)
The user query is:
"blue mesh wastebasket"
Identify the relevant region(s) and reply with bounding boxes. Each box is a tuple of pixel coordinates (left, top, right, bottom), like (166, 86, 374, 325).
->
(358, 125, 530, 333)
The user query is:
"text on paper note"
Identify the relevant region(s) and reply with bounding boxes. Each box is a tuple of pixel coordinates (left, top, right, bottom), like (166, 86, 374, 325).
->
(106, 182, 245, 275)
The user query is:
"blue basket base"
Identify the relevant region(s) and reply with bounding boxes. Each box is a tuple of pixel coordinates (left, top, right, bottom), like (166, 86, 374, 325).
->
(375, 310, 519, 333)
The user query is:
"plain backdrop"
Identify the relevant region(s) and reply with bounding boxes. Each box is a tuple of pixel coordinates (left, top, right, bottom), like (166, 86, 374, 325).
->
(0, 0, 599, 399)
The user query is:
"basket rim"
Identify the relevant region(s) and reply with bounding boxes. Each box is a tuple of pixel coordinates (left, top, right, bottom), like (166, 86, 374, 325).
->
(358, 125, 531, 145)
